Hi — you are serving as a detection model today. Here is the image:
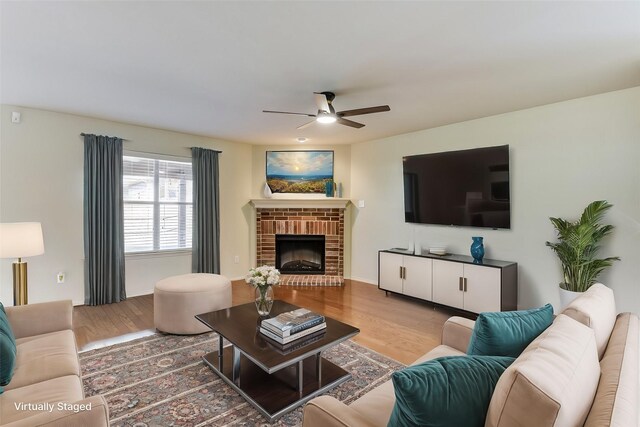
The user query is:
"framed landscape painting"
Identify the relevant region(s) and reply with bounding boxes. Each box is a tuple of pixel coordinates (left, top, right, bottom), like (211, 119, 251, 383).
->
(266, 151, 334, 193)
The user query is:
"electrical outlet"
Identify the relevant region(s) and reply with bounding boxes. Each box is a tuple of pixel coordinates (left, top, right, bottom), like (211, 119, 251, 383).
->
(358, 200, 365, 208)
(57, 272, 65, 284)
(234, 255, 240, 264)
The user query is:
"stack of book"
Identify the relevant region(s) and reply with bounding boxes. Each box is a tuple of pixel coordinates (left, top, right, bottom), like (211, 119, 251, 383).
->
(260, 308, 326, 344)
(265, 330, 326, 355)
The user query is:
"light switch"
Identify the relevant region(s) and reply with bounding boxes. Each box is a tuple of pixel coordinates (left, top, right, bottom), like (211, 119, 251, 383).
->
(358, 200, 365, 208)
(11, 112, 21, 124)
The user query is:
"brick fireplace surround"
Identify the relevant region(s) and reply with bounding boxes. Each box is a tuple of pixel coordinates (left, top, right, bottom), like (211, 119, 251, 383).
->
(255, 204, 346, 286)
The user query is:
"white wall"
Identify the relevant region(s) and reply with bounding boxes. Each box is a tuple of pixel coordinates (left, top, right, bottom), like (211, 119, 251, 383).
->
(0, 106, 253, 305)
(3, 88, 638, 312)
(350, 87, 640, 314)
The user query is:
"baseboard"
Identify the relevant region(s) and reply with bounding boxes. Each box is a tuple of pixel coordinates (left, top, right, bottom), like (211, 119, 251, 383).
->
(73, 289, 154, 307)
(127, 289, 155, 298)
(349, 276, 377, 285)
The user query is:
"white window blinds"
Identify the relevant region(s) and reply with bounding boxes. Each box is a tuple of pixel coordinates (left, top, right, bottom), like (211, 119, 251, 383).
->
(123, 155, 192, 253)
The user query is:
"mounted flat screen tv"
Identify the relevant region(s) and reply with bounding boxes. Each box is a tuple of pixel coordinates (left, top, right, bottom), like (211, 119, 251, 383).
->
(403, 145, 510, 229)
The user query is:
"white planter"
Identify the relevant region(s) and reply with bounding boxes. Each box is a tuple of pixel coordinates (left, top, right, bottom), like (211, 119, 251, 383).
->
(559, 285, 583, 310)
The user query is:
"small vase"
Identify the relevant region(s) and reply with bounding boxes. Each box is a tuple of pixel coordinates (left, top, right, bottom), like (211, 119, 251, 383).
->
(470, 237, 484, 262)
(255, 286, 274, 316)
(325, 180, 334, 197)
(263, 182, 273, 198)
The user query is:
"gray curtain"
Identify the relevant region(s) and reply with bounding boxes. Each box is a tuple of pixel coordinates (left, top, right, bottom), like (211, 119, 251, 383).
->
(191, 147, 220, 273)
(83, 134, 126, 305)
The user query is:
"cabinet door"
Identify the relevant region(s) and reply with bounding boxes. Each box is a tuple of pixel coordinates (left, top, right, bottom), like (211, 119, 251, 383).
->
(432, 259, 464, 309)
(379, 252, 403, 293)
(403, 256, 432, 300)
(463, 264, 501, 313)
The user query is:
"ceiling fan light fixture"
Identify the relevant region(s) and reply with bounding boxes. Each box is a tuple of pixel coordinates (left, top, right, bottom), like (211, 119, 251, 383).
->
(264, 91, 389, 130)
(316, 112, 337, 124)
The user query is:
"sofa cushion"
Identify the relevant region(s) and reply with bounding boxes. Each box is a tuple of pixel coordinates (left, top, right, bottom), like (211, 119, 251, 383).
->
(0, 302, 17, 390)
(351, 380, 396, 426)
(411, 344, 465, 366)
(467, 303, 553, 358)
(584, 312, 639, 427)
(388, 356, 515, 427)
(346, 344, 465, 427)
(486, 314, 600, 427)
(4, 329, 80, 391)
(0, 374, 84, 424)
(561, 283, 616, 360)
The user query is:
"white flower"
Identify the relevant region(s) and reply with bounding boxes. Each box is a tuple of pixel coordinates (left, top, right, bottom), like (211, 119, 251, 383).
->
(246, 265, 280, 288)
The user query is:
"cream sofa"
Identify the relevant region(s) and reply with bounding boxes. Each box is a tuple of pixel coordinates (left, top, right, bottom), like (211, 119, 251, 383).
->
(0, 300, 109, 426)
(303, 284, 639, 427)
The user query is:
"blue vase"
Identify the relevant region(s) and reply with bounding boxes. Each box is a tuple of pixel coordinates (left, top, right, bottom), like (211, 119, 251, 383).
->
(325, 180, 334, 197)
(470, 237, 484, 262)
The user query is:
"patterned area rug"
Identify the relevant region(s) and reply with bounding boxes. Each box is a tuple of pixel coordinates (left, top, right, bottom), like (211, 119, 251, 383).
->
(80, 333, 404, 426)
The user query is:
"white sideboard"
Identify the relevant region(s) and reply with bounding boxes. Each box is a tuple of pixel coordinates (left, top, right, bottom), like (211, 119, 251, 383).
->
(378, 249, 517, 313)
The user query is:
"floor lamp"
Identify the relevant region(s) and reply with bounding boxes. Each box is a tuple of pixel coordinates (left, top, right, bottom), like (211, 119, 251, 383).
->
(0, 222, 45, 305)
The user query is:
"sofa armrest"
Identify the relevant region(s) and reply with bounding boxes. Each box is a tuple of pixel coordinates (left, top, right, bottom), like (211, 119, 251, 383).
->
(441, 316, 475, 353)
(303, 396, 376, 427)
(5, 300, 73, 339)
(1, 395, 109, 427)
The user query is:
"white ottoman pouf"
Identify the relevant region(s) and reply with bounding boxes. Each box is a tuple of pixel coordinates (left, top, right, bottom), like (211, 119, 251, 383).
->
(154, 273, 232, 335)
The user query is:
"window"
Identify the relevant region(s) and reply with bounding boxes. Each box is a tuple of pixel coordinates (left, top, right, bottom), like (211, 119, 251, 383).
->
(123, 154, 192, 253)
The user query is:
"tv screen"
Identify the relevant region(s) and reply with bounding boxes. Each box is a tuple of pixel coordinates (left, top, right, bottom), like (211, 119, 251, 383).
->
(403, 145, 510, 229)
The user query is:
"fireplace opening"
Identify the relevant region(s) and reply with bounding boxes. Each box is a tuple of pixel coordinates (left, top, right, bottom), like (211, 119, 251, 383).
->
(275, 234, 325, 275)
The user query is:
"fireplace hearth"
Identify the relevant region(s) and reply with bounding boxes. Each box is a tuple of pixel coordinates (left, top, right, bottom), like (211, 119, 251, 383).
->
(276, 234, 325, 275)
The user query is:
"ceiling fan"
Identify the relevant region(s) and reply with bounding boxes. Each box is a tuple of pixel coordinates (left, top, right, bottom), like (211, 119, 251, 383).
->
(263, 91, 390, 129)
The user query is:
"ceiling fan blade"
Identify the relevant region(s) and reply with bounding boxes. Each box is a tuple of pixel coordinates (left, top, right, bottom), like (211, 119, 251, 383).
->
(263, 110, 316, 117)
(314, 92, 331, 113)
(337, 105, 390, 117)
(297, 120, 317, 130)
(337, 117, 365, 129)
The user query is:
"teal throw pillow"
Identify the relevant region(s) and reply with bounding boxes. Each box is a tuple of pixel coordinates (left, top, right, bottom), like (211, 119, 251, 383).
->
(0, 302, 17, 391)
(467, 303, 553, 358)
(0, 303, 16, 342)
(388, 355, 515, 427)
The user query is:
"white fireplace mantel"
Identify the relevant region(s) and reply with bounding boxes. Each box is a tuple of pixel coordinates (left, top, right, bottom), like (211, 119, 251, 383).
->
(250, 198, 350, 209)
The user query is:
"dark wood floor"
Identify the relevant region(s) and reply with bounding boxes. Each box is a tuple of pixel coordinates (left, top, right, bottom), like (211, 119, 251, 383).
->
(73, 279, 462, 364)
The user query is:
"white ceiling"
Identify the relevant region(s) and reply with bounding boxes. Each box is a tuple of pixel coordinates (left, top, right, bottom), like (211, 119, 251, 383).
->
(2, 1, 639, 146)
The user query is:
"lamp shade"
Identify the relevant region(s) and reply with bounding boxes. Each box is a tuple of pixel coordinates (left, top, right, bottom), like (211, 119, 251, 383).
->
(0, 222, 45, 258)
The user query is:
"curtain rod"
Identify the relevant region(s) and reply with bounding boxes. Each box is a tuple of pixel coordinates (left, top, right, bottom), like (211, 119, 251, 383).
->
(80, 135, 222, 154)
(124, 148, 191, 160)
(80, 132, 130, 141)
(190, 147, 222, 153)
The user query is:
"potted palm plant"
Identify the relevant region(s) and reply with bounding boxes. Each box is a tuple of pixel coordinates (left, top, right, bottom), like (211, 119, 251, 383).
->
(546, 200, 620, 308)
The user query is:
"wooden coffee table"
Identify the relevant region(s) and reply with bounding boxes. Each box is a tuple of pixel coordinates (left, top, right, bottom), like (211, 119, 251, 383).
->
(195, 300, 360, 422)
